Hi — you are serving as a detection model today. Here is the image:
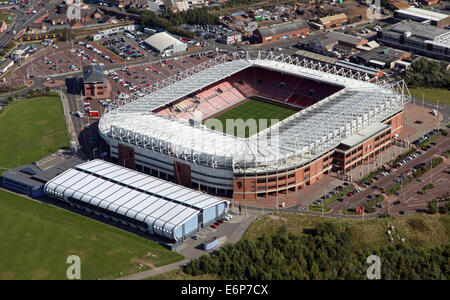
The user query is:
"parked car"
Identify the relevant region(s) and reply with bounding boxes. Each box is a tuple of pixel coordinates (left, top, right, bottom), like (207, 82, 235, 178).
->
(399, 210, 405, 215)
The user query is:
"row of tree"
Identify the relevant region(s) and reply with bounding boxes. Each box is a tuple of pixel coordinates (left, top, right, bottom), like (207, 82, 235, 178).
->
(126, 7, 219, 39)
(405, 57, 450, 90)
(183, 222, 449, 280)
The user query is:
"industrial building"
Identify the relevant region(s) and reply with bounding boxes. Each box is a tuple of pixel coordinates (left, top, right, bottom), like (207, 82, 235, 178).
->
(1, 157, 83, 198)
(82, 65, 110, 99)
(144, 31, 187, 55)
(377, 20, 450, 61)
(394, 6, 450, 28)
(318, 13, 348, 28)
(44, 159, 229, 242)
(253, 19, 309, 45)
(352, 47, 411, 69)
(297, 31, 369, 58)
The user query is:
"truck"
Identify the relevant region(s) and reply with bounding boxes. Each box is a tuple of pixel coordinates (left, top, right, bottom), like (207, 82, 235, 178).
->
(89, 110, 99, 117)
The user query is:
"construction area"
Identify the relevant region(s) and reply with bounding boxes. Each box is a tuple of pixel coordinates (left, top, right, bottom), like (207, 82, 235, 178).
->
(219, 1, 376, 40)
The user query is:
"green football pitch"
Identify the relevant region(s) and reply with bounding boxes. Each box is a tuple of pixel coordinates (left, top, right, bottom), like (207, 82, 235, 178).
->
(205, 99, 298, 138)
(0, 95, 70, 169)
(0, 189, 183, 279)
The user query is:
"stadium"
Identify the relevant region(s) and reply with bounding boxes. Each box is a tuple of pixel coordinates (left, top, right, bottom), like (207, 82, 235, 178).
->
(99, 52, 410, 201)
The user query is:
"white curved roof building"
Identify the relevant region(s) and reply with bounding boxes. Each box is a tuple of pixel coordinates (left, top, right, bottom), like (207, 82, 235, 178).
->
(44, 160, 229, 242)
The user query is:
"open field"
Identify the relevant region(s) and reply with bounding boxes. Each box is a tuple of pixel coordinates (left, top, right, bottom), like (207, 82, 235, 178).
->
(408, 88, 450, 106)
(0, 189, 184, 280)
(206, 98, 297, 137)
(244, 213, 450, 251)
(0, 95, 69, 169)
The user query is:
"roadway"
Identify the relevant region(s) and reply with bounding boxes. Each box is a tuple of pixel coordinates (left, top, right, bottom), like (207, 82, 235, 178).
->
(0, 0, 60, 48)
(329, 135, 450, 214)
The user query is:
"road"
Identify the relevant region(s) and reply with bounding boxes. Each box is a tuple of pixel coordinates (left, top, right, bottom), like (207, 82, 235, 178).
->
(0, 1, 60, 48)
(329, 136, 450, 214)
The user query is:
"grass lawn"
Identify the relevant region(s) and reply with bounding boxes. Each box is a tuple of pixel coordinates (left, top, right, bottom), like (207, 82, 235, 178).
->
(205, 98, 297, 138)
(0, 96, 69, 169)
(0, 13, 13, 24)
(0, 189, 184, 279)
(408, 88, 450, 106)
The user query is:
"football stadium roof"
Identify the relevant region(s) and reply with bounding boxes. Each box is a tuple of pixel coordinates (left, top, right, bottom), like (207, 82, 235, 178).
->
(99, 52, 411, 173)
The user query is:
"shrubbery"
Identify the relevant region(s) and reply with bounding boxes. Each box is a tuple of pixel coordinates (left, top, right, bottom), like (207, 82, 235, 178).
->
(183, 222, 449, 279)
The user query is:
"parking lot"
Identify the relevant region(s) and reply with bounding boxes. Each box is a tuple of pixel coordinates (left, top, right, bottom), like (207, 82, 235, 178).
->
(100, 30, 148, 60)
(14, 42, 118, 81)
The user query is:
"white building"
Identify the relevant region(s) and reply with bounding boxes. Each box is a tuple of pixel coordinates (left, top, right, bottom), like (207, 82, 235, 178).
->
(144, 31, 187, 55)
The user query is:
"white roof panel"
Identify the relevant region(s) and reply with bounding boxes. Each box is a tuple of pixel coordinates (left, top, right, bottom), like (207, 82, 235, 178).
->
(44, 160, 229, 241)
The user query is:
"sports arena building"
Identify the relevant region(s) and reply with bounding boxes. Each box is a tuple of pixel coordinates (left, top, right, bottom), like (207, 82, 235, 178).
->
(99, 52, 410, 201)
(44, 159, 229, 242)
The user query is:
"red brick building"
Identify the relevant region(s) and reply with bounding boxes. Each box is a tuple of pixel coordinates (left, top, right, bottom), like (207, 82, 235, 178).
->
(319, 13, 348, 28)
(82, 65, 110, 99)
(253, 19, 310, 45)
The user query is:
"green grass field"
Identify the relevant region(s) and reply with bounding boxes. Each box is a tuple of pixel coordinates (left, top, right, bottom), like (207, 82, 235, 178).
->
(0, 96, 69, 169)
(408, 88, 450, 106)
(205, 98, 297, 138)
(0, 189, 184, 279)
(0, 12, 13, 24)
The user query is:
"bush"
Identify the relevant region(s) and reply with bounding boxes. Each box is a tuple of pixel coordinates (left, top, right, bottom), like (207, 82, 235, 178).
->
(427, 201, 438, 214)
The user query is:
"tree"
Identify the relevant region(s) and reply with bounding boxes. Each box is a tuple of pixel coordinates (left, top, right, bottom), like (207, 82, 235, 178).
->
(427, 200, 438, 214)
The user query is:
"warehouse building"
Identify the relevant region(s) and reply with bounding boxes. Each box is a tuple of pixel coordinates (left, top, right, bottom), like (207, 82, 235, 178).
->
(297, 31, 368, 58)
(144, 31, 187, 55)
(253, 19, 309, 45)
(377, 20, 450, 61)
(2, 157, 83, 198)
(318, 13, 348, 28)
(394, 6, 450, 28)
(44, 159, 229, 243)
(352, 46, 411, 69)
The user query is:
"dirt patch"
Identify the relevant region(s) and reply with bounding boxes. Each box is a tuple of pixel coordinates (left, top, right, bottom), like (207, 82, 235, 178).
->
(131, 257, 156, 269)
(146, 251, 158, 258)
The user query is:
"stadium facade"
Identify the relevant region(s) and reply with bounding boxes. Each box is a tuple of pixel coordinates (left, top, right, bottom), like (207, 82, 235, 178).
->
(99, 52, 410, 201)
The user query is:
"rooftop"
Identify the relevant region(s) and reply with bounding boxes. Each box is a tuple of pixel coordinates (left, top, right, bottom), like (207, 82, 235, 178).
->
(340, 122, 389, 148)
(82, 65, 105, 84)
(144, 31, 185, 52)
(395, 6, 450, 22)
(389, 20, 449, 40)
(44, 159, 229, 241)
(256, 19, 309, 37)
(319, 13, 347, 24)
